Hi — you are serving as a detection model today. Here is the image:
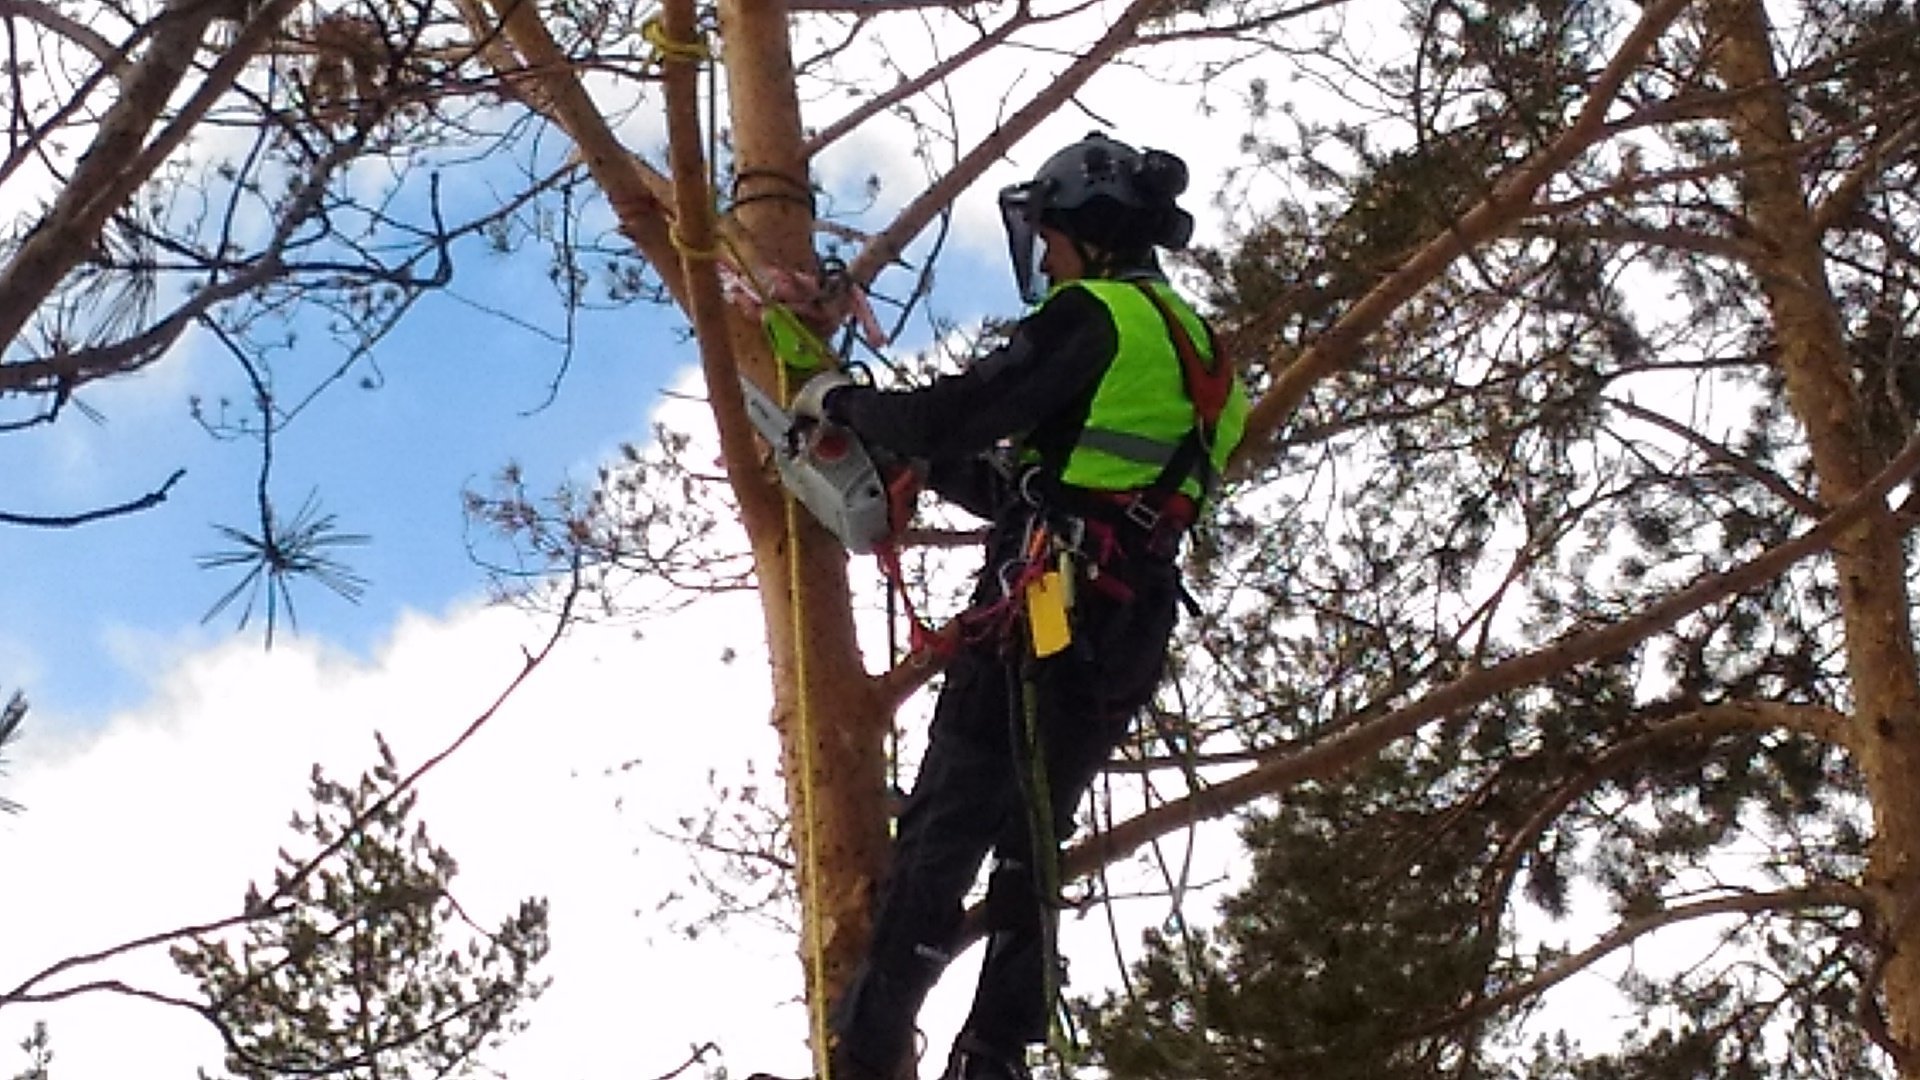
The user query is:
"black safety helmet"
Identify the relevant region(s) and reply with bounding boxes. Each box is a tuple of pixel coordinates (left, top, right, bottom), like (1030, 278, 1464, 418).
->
(997, 131, 1195, 302)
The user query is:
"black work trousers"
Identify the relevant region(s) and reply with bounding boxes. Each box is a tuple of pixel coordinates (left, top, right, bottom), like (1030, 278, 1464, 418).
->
(830, 545, 1180, 1078)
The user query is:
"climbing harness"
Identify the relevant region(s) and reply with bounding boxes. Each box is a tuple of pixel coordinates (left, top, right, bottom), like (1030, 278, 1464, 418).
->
(1130, 281, 1234, 506)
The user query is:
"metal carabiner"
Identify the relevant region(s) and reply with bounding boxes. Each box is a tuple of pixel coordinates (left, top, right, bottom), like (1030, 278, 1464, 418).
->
(1052, 512, 1086, 558)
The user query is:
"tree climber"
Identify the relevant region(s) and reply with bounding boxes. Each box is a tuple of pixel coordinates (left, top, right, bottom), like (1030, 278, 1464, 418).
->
(767, 131, 1250, 1080)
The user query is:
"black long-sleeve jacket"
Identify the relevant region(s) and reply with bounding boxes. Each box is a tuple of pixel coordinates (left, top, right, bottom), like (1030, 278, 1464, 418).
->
(825, 282, 1125, 524)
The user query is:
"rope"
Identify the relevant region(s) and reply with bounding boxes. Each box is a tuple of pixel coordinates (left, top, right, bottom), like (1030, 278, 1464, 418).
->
(1015, 667, 1071, 1066)
(670, 224, 721, 262)
(641, 15, 712, 64)
(648, 11, 834, 1074)
(1012, 553, 1090, 1076)
(759, 256, 857, 1080)
(767, 273, 847, 1080)
(978, 518, 1081, 1075)
(733, 167, 819, 214)
(781, 435, 837, 1080)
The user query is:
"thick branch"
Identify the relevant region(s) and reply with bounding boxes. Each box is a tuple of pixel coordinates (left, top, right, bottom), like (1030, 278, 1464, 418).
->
(479, 0, 685, 305)
(1232, 0, 1695, 465)
(1062, 428, 1920, 883)
(658, 1, 783, 534)
(844, 0, 1169, 287)
(0, 0, 304, 358)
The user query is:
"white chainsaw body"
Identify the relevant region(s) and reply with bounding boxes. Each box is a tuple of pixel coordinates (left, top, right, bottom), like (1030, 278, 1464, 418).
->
(740, 377, 892, 554)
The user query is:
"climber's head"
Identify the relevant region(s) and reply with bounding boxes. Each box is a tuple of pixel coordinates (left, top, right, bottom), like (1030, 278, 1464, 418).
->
(997, 131, 1194, 302)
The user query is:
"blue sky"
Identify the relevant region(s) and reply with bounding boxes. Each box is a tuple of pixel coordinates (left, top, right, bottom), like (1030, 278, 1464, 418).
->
(0, 260, 695, 725)
(0, 130, 1023, 727)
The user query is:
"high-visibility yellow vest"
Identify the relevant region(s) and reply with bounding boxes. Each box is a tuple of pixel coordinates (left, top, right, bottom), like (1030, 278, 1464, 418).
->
(1042, 279, 1250, 502)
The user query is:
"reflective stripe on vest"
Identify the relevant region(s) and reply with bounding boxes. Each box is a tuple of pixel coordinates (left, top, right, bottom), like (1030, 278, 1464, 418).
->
(1046, 279, 1249, 500)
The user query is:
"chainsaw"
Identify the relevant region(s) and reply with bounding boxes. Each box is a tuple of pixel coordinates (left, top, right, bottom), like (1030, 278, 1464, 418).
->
(739, 375, 894, 554)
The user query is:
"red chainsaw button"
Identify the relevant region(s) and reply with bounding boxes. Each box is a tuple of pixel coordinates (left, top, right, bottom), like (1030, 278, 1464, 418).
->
(813, 431, 849, 461)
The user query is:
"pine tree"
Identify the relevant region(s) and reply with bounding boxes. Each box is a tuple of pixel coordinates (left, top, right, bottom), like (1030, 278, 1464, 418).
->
(1084, 0, 1919, 1074)
(171, 738, 549, 1078)
(10, 1022, 51, 1080)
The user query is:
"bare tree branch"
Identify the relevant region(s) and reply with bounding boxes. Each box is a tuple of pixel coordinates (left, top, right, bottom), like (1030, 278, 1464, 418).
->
(1813, 110, 1920, 233)
(1417, 883, 1871, 1038)
(1063, 426, 1920, 885)
(0, 0, 304, 359)
(845, 0, 1172, 287)
(0, 467, 185, 527)
(1233, 0, 1696, 461)
(477, 0, 685, 303)
(0, 0, 123, 69)
(1606, 395, 1826, 519)
(800, 2, 1039, 160)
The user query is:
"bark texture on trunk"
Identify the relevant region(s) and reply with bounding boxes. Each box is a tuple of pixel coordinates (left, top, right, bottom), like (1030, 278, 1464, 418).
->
(1705, 0, 1920, 1067)
(717, 0, 894, 1048)
(491, 0, 898, 1052)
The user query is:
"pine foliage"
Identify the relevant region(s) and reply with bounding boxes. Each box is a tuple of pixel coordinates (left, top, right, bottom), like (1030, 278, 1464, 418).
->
(0, 693, 24, 815)
(171, 739, 550, 1079)
(1085, 0, 1919, 1074)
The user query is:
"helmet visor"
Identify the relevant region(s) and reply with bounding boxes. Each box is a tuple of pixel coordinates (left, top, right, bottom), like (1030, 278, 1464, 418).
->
(998, 182, 1045, 304)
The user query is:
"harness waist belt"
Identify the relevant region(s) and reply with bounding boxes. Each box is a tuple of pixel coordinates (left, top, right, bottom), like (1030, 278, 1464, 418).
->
(1045, 483, 1197, 534)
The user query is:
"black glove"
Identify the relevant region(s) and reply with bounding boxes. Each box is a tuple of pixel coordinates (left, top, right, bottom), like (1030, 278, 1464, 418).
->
(790, 370, 853, 426)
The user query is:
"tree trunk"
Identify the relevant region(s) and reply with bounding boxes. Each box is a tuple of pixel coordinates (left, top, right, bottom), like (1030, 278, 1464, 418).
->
(488, 0, 907, 1055)
(1704, 0, 1920, 1067)
(716, 0, 894, 1059)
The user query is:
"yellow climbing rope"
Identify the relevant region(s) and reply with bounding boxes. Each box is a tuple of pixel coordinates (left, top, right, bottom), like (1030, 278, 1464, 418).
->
(645, 13, 836, 1078)
(777, 357, 837, 1080)
(641, 14, 711, 63)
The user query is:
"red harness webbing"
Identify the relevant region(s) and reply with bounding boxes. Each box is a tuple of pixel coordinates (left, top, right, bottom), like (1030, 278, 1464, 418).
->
(874, 517, 1063, 666)
(872, 285, 1224, 665)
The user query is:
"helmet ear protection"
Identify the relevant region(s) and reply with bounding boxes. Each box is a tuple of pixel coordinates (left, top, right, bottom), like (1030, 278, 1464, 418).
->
(1134, 149, 1194, 249)
(996, 132, 1195, 302)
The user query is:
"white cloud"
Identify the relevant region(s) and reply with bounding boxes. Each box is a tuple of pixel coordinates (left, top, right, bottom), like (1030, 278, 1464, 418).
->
(0, 636, 42, 707)
(0, 350, 1248, 1079)
(0, 592, 822, 1080)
